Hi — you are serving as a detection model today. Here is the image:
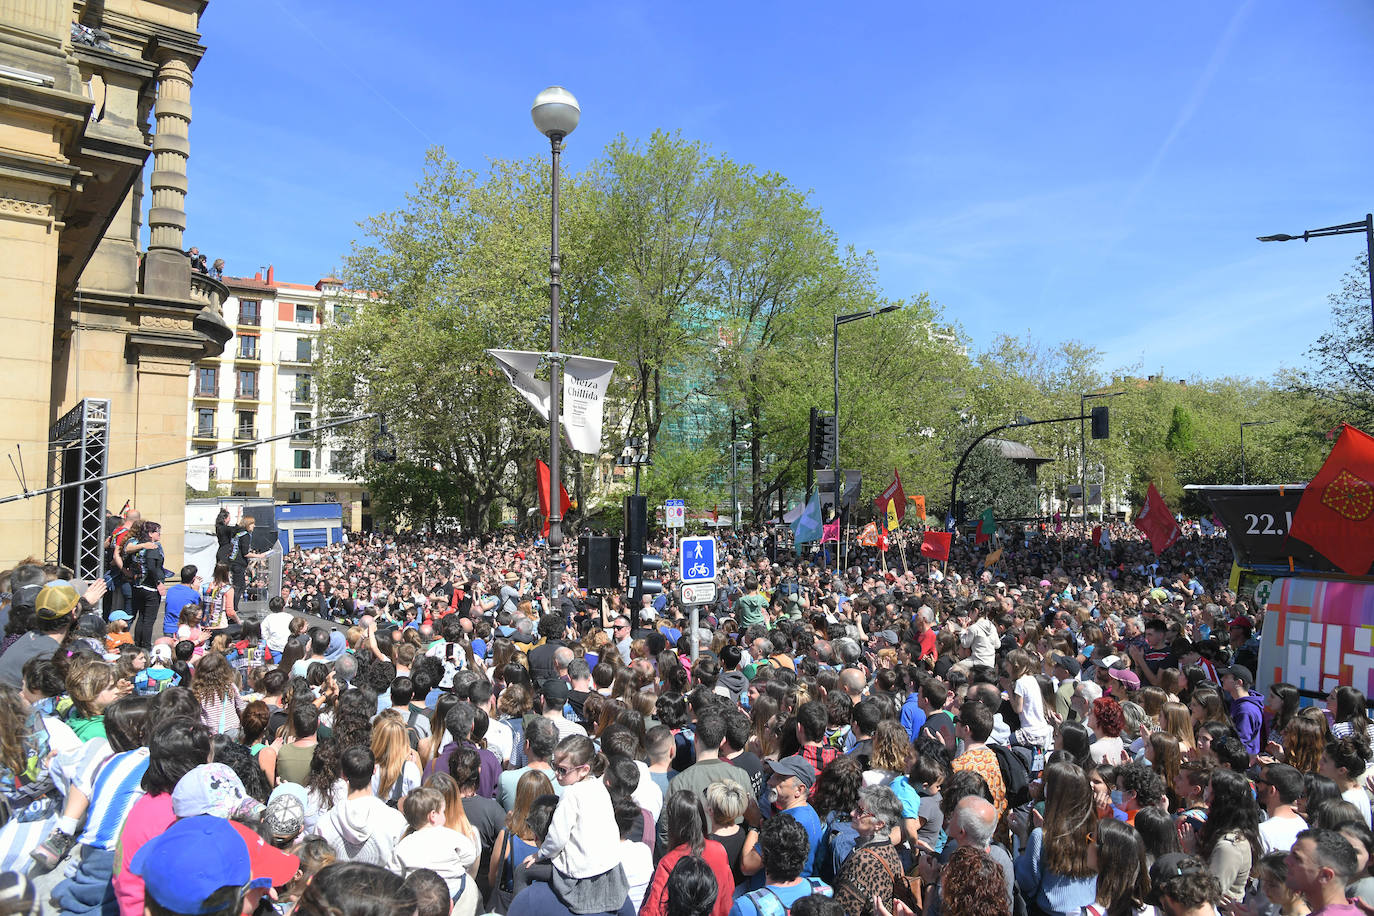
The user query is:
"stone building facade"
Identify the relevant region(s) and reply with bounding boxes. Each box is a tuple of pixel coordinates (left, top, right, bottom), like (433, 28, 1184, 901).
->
(0, 0, 228, 569)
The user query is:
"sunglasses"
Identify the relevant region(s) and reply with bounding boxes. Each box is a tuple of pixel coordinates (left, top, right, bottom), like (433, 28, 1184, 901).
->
(553, 762, 585, 778)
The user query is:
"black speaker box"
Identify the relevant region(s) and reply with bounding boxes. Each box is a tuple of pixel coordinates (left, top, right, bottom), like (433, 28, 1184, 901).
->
(578, 535, 621, 591)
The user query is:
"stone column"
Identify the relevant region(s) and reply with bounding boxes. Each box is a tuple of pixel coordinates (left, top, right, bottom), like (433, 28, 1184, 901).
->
(0, 182, 61, 563)
(141, 55, 192, 298)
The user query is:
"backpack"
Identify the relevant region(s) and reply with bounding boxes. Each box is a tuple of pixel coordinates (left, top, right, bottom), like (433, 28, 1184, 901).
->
(742, 878, 832, 916)
(989, 743, 1034, 809)
(405, 705, 426, 750)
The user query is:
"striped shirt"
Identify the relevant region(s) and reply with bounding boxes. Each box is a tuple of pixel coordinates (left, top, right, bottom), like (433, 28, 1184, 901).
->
(77, 748, 149, 849)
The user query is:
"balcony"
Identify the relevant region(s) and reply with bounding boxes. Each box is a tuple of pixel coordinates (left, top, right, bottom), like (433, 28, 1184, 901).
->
(191, 426, 217, 442)
(235, 388, 260, 402)
(193, 387, 218, 401)
(234, 426, 257, 442)
(232, 467, 257, 483)
(236, 312, 261, 329)
(290, 426, 313, 444)
(279, 349, 313, 367)
(233, 348, 261, 364)
(290, 391, 313, 408)
(275, 467, 358, 485)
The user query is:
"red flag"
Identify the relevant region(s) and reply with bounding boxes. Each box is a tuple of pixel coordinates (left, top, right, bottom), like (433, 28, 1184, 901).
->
(920, 531, 951, 562)
(536, 460, 571, 538)
(877, 528, 889, 552)
(875, 470, 906, 530)
(1133, 483, 1181, 556)
(1091, 525, 1101, 546)
(821, 518, 840, 543)
(1289, 424, 1374, 575)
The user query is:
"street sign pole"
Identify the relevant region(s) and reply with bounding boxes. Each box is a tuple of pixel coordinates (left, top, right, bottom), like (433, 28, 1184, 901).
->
(690, 604, 699, 661)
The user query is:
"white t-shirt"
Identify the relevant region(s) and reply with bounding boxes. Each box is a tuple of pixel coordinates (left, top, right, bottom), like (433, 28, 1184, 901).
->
(1090, 735, 1125, 766)
(1343, 785, 1373, 828)
(620, 838, 654, 911)
(1258, 812, 1308, 854)
(262, 611, 294, 652)
(1015, 674, 1052, 748)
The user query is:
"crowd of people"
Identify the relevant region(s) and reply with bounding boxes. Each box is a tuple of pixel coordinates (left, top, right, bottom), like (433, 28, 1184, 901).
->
(0, 512, 1368, 916)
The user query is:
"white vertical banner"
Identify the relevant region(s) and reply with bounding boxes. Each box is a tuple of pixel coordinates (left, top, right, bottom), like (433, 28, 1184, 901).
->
(186, 452, 211, 491)
(486, 349, 550, 422)
(487, 349, 616, 456)
(562, 355, 617, 456)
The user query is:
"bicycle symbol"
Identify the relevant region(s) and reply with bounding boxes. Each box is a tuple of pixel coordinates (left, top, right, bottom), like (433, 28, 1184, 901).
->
(686, 563, 712, 578)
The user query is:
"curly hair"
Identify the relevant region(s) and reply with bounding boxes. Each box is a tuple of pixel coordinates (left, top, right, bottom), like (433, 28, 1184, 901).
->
(1284, 716, 1327, 774)
(811, 756, 862, 820)
(869, 720, 912, 774)
(1091, 697, 1125, 738)
(942, 845, 1010, 916)
(757, 813, 809, 882)
(190, 651, 235, 703)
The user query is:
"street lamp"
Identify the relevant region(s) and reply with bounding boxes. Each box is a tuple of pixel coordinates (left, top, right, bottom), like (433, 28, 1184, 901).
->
(532, 86, 580, 600)
(833, 304, 900, 564)
(1240, 420, 1276, 485)
(1259, 214, 1374, 332)
(1080, 390, 1123, 525)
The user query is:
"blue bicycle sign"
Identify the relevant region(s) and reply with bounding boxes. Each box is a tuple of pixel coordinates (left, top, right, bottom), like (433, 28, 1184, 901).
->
(680, 536, 717, 583)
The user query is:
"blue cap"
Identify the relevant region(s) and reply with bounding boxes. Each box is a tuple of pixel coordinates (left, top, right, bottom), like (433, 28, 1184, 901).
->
(130, 815, 251, 914)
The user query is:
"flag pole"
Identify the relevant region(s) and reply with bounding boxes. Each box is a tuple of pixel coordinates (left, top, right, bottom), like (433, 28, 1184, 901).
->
(900, 532, 909, 576)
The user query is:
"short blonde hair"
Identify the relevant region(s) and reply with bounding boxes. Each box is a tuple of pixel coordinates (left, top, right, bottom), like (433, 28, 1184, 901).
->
(705, 779, 748, 823)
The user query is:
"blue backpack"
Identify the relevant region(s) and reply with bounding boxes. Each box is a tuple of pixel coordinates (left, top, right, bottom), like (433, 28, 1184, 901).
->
(741, 878, 832, 916)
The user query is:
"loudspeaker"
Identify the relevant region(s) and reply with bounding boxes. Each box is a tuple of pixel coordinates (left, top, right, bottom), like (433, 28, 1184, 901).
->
(624, 495, 648, 558)
(578, 535, 621, 591)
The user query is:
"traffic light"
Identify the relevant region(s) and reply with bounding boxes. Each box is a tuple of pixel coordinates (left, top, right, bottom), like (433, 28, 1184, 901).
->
(636, 553, 665, 603)
(813, 413, 837, 469)
(1091, 405, 1109, 440)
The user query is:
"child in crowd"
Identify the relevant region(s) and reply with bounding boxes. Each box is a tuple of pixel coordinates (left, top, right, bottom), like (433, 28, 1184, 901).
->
(104, 611, 134, 654)
(394, 786, 478, 907)
(530, 734, 628, 912)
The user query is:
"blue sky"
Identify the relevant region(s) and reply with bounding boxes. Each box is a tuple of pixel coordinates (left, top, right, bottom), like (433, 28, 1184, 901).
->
(186, 1, 1374, 381)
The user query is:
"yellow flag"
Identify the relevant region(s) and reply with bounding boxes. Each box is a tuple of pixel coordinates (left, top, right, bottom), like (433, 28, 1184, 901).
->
(886, 498, 900, 531)
(982, 547, 1004, 568)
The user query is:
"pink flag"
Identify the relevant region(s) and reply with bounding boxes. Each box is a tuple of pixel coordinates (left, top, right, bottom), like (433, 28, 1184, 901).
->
(822, 518, 840, 543)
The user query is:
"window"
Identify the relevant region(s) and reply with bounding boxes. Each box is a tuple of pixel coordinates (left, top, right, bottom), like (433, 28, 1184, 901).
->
(237, 410, 255, 438)
(236, 370, 257, 399)
(237, 336, 258, 359)
(294, 376, 312, 403)
(288, 491, 302, 504)
(295, 338, 312, 362)
(196, 408, 215, 436)
(334, 305, 355, 326)
(294, 450, 312, 470)
(295, 304, 314, 324)
(329, 450, 351, 474)
(294, 412, 311, 434)
(236, 449, 253, 479)
(197, 367, 217, 396)
(238, 300, 260, 326)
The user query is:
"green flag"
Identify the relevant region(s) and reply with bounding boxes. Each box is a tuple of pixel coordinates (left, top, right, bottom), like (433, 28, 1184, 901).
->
(976, 508, 995, 545)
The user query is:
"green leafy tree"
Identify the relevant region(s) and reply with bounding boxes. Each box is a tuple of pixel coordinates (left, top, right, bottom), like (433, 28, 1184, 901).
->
(1289, 253, 1374, 424)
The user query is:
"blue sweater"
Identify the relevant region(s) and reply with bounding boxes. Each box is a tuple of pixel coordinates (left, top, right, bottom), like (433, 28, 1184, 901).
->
(1013, 827, 1096, 916)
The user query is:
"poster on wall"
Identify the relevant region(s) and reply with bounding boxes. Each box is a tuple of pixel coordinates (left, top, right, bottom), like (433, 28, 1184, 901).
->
(1256, 577, 1374, 700)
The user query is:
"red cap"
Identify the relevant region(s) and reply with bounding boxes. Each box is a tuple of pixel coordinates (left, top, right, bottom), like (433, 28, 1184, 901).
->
(1228, 615, 1254, 631)
(230, 821, 299, 889)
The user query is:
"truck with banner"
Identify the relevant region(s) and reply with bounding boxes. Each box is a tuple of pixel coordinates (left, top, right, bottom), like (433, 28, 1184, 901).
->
(1187, 482, 1374, 703)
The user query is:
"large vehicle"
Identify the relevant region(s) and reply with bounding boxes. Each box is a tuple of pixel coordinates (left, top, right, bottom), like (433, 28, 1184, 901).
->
(1188, 484, 1373, 703)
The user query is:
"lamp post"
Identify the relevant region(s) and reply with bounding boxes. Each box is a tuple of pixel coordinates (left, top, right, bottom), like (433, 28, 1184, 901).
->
(833, 304, 900, 564)
(1080, 390, 1123, 525)
(1240, 420, 1276, 485)
(532, 86, 580, 600)
(1259, 215, 1374, 332)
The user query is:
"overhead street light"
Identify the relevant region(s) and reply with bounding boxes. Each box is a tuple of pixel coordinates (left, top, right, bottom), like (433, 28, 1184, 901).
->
(832, 304, 900, 564)
(532, 85, 580, 599)
(1080, 391, 1124, 524)
(1259, 214, 1374, 332)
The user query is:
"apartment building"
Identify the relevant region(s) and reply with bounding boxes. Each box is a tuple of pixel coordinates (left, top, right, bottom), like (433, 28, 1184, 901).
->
(187, 267, 371, 531)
